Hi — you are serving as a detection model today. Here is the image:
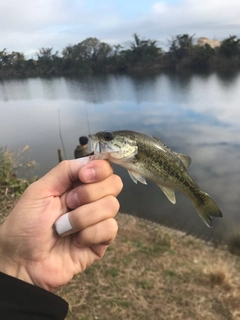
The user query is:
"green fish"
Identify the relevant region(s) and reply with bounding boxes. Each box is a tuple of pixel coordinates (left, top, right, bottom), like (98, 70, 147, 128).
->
(89, 130, 222, 227)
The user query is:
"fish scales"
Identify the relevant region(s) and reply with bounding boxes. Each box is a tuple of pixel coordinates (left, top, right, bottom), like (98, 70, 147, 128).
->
(136, 136, 207, 207)
(135, 136, 194, 188)
(89, 130, 222, 227)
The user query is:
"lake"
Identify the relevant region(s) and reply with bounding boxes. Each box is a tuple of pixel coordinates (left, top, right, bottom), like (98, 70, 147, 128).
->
(0, 71, 240, 242)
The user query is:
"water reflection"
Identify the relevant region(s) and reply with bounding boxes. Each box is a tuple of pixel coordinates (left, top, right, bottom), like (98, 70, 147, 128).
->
(0, 71, 239, 241)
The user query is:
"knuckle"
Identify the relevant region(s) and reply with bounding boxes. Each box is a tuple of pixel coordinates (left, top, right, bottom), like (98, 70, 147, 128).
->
(105, 218, 118, 237)
(56, 160, 73, 179)
(57, 160, 69, 170)
(95, 159, 113, 174)
(105, 195, 120, 213)
(111, 174, 123, 193)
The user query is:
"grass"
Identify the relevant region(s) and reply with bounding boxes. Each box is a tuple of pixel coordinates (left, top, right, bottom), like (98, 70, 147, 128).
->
(0, 147, 240, 319)
(0, 146, 37, 223)
(0, 146, 36, 192)
(228, 232, 240, 256)
(55, 214, 240, 320)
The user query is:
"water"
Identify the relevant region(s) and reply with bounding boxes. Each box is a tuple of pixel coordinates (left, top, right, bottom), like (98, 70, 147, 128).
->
(0, 71, 240, 242)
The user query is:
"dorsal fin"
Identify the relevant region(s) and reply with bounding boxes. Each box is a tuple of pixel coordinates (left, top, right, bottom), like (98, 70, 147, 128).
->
(152, 135, 191, 169)
(175, 153, 191, 168)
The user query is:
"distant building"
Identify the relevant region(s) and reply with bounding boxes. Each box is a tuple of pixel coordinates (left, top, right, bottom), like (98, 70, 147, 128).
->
(197, 37, 221, 48)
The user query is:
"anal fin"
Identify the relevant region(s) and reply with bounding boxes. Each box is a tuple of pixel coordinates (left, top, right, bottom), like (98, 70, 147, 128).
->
(158, 185, 176, 204)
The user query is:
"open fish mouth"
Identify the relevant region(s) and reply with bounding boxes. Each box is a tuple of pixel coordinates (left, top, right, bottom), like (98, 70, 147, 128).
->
(90, 140, 101, 153)
(89, 137, 121, 155)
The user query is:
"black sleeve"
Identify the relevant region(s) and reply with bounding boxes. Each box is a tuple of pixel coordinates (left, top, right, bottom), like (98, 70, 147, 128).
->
(0, 272, 68, 320)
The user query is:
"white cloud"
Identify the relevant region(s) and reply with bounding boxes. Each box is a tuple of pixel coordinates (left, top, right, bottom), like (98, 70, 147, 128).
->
(151, 0, 240, 29)
(152, 1, 168, 14)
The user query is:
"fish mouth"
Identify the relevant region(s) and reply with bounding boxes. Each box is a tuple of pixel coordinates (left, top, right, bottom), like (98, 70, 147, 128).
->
(89, 135, 121, 155)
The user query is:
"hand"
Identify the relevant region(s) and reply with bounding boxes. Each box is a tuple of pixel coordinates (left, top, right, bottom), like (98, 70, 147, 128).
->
(0, 158, 123, 292)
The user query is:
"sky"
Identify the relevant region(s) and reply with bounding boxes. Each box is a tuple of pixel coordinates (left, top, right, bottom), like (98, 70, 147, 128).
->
(0, 0, 240, 58)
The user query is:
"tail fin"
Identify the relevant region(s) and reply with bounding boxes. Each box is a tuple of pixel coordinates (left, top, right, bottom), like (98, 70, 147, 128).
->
(193, 192, 222, 228)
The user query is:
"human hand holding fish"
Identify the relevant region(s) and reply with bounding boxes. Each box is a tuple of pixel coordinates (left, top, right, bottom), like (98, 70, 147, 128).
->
(54, 130, 222, 237)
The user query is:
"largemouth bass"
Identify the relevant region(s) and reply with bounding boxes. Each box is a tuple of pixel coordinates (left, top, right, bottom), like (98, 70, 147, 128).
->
(89, 130, 222, 227)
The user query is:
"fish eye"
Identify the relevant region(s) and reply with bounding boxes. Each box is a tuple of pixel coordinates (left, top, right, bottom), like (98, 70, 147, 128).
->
(104, 132, 113, 141)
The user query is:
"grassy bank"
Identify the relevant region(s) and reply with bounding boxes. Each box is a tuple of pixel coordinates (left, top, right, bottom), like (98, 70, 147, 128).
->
(55, 213, 240, 320)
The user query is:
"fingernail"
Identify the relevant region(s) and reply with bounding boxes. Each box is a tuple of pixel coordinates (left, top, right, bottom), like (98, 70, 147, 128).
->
(67, 191, 80, 208)
(83, 167, 96, 182)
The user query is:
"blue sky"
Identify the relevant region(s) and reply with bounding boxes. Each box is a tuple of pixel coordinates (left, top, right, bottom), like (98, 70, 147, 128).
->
(0, 0, 240, 57)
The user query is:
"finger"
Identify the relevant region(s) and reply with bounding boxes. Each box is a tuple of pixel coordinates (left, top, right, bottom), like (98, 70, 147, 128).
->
(90, 244, 110, 259)
(29, 157, 93, 198)
(78, 159, 113, 183)
(66, 174, 123, 209)
(54, 195, 120, 237)
(73, 218, 118, 248)
(71, 195, 119, 231)
(60, 160, 116, 210)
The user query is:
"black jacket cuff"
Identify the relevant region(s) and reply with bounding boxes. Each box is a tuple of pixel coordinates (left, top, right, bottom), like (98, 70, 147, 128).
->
(0, 272, 68, 319)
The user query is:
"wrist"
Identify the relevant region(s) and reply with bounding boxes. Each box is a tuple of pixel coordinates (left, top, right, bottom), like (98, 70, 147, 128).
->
(0, 253, 34, 287)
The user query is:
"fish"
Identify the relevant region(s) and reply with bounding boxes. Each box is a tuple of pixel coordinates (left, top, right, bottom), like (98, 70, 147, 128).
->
(89, 130, 222, 227)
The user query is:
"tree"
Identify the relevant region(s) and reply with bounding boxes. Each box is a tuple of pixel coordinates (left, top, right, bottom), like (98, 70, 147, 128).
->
(169, 34, 194, 60)
(62, 45, 74, 59)
(10, 52, 25, 69)
(36, 48, 61, 74)
(62, 38, 113, 73)
(129, 33, 161, 61)
(0, 49, 10, 68)
(37, 48, 58, 62)
(219, 35, 240, 58)
(113, 44, 123, 56)
(190, 44, 215, 68)
(74, 37, 112, 61)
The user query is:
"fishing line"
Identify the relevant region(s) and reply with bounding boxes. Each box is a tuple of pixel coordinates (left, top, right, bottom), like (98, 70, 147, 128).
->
(58, 108, 67, 159)
(85, 105, 91, 135)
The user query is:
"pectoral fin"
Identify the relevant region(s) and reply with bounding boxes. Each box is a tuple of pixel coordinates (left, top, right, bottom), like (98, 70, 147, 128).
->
(158, 185, 176, 204)
(128, 170, 147, 185)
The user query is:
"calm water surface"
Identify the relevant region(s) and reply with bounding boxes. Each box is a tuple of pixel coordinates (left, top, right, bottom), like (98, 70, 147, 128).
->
(0, 71, 240, 241)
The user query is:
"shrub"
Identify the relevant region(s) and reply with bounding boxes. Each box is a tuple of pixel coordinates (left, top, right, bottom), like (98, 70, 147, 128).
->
(0, 146, 37, 197)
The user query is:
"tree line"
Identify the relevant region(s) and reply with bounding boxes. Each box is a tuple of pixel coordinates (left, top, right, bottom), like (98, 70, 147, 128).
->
(0, 34, 240, 77)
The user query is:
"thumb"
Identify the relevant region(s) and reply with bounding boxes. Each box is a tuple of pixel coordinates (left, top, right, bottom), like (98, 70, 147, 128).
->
(33, 157, 92, 197)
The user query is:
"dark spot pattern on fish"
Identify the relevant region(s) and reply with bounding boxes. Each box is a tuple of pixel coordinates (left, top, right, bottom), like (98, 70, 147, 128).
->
(90, 130, 222, 227)
(137, 141, 205, 206)
(114, 143, 122, 149)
